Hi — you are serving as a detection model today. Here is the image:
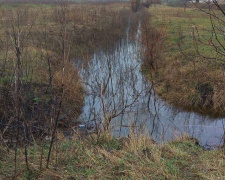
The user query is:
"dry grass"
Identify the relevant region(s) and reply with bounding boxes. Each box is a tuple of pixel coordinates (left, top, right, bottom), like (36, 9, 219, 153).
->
(0, 2, 131, 130)
(143, 5, 225, 117)
(0, 133, 224, 179)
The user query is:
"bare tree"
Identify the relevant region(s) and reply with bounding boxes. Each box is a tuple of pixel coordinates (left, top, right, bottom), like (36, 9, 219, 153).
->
(177, 0, 225, 153)
(132, 0, 141, 12)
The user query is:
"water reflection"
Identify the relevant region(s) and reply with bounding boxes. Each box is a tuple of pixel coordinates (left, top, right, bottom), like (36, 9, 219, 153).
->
(75, 22, 225, 149)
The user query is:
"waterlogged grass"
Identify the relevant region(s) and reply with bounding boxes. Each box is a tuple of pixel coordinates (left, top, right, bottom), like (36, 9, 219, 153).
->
(0, 135, 224, 179)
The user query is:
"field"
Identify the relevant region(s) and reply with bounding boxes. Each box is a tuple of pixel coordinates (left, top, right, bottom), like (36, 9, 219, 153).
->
(0, 2, 225, 179)
(143, 5, 225, 117)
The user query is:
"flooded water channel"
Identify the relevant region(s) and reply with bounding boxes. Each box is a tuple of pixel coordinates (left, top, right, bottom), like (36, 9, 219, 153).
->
(75, 21, 225, 149)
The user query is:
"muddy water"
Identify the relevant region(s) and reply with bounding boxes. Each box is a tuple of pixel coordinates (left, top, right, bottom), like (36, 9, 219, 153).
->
(75, 22, 225, 149)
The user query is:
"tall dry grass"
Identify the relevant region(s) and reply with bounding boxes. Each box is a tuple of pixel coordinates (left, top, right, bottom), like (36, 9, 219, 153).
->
(0, 131, 224, 179)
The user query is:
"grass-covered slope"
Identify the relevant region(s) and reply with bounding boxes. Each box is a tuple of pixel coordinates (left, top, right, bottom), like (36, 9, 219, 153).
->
(0, 134, 224, 179)
(143, 5, 225, 117)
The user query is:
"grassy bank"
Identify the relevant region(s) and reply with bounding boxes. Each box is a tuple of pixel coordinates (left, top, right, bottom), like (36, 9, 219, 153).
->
(0, 2, 131, 136)
(0, 134, 224, 179)
(0, 2, 134, 174)
(143, 5, 225, 117)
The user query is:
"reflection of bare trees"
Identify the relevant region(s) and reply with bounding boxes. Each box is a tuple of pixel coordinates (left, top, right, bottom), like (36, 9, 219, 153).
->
(78, 7, 225, 150)
(78, 14, 148, 134)
(0, 1, 225, 176)
(0, 1, 131, 173)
